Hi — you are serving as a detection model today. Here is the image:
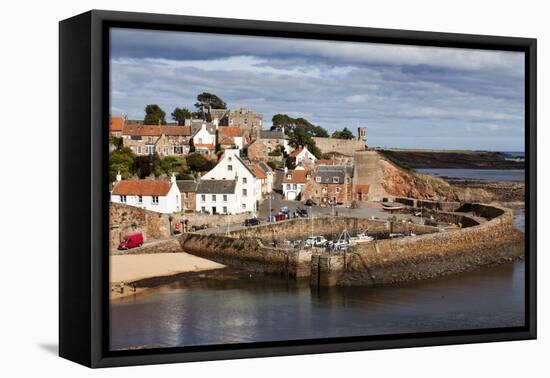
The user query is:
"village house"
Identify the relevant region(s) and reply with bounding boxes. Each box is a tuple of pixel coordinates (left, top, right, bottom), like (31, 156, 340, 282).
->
(191, 122, 216, 157)
(282, 166, 311, 200)
(251, 164, 270, 197)
(290, 146, 317, 166)
(301, 165, 354, 206)
(109, 115, 125, 138)
(247, 129, 289, 162)
(195, 180, 238, 214)
(218, 126, 244, 151)
(121, 124, 192, 156)
(110, 174, 181, 214)
(257, 161, 274, 194)
(176, 180, 198, 211)
(198, 149, 261, 214)
(227, 108, 263, 143)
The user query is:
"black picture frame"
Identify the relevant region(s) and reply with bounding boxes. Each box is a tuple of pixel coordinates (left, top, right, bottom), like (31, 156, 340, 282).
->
(59, 9, 537, 368)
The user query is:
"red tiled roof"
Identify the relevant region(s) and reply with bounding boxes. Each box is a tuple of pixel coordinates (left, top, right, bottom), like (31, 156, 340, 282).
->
(316, 159, 333, 165)
(194, 143, 215, 149)
(290, 147, 304, 157)
(110, 116, 123, 131)
(282, 169, 308, 184)
(219, 126, 242, 137)
(218, 135, 235, 145)
(112, 180, 172, 196)
(122, 124, 191, 136)
(252, 164, 267, 179)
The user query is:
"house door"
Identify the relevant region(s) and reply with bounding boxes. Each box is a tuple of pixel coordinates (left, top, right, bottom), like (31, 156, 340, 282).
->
(212, 206, 217, 214)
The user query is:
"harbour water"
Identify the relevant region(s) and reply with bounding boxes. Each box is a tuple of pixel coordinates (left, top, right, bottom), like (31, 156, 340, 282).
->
(110, 209, 526, 351)
(416, 168, 525, 182)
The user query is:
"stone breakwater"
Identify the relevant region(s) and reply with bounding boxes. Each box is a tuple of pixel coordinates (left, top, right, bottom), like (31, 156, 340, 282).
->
(178, 203, 524, 287)
(314, 207, 523, 286)
(178, 233, 312, 277)
(229, 216, 438, 242)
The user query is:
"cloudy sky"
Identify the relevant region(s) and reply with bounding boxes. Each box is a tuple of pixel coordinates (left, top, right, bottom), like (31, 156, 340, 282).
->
(110, 28, 525, 151)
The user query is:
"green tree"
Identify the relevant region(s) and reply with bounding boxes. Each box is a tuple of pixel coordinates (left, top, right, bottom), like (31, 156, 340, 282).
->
(171, 107, 191, 125)
(187, 153, 215, 172)
(144, 104, 166, 125)
(271, 114, 328, 137)
(155, 156, 187, 177)
(110, 136, 123, 150)
(332, 127, 355, 139)
(134, 155, 154, 179)
(194, 92, 227, 119)
(109, 147, 135, 182)
(287, 126, 322, 159)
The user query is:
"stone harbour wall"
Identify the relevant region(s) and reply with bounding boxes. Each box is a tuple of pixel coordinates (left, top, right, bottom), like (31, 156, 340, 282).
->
(179, 233, 312, 277)
(230, 216, 438, 242)
(327, 207, 524, 286)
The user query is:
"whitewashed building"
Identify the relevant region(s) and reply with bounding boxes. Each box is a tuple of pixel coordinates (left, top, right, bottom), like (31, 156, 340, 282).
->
(198, 149, 261, 214)
(192, 122, 216, 157)
(111, 174, 181, 214)
(290, 146, 317, 165)
(282, 166, 310, 200)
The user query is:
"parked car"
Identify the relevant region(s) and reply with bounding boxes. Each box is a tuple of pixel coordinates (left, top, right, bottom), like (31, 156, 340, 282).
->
(297, 208, 308, 217)
(118, 232, 144, 250)
(280, 206, 290, 214)
(244, 218, 261, 227)
(191, 224, 209, 231)
(304, 199, 317, 207)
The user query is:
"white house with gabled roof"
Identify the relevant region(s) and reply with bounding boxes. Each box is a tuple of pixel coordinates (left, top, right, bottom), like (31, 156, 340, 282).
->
(200, 149, 261, 214)
(110, 174, 180, 214)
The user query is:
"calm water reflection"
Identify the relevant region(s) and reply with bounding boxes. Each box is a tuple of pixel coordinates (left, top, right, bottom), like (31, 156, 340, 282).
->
(110, 261, 525, 350)
(110, 212, 526, 350)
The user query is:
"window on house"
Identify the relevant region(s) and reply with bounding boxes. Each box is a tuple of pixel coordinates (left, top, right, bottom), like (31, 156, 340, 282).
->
(223, 206, 227, 213)
(199, 138, 203, 144)
(242, 177, 247, 184)
(336, 188, 340, 193)
(292, 184, 297, 190)
(138, 195, 143, 203)
(242, 204, 246, 209)
(333, 177, 339, 183)
(228, 165, 233, 171)
(316, 176, 321, 182)
(346, 177, 351, 183)
(228, 157, 232, 161)
(287, 184, 291, 190)
(212, 195, 216, 202)
(152, 196, 159, 204)
(120, 195, 127, 203)
(287, 174, 291, 179)
(201, 206, 206, 212)
(201, 194, 206, 201)
(223, 194, 227, 202)
(242, 189, 247, 196)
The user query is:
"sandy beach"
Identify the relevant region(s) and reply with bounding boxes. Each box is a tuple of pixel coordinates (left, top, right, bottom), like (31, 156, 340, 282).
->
(110, 252, 225, 299)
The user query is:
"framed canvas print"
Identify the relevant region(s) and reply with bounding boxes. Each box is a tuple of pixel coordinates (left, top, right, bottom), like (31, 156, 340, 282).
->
(59, 10, 536, 368)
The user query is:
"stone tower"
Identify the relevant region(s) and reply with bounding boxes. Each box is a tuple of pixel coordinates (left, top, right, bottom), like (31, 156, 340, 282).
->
(357, 127, 368, 147)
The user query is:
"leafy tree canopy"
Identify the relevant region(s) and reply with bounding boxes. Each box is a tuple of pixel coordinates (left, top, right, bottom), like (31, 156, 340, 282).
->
(155, 156, 187, 177)
(109, 147, 135, 182)
(171, 107, 191, 125)
(271, 114, 328, 137)
(134, 155, 155, 179)
(332, 127, 355, 140)
(187, 153, 215, 172)
(194, 92, 227, 120)
(287, 126, 322, 159)
(144, 104, 167, 125)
